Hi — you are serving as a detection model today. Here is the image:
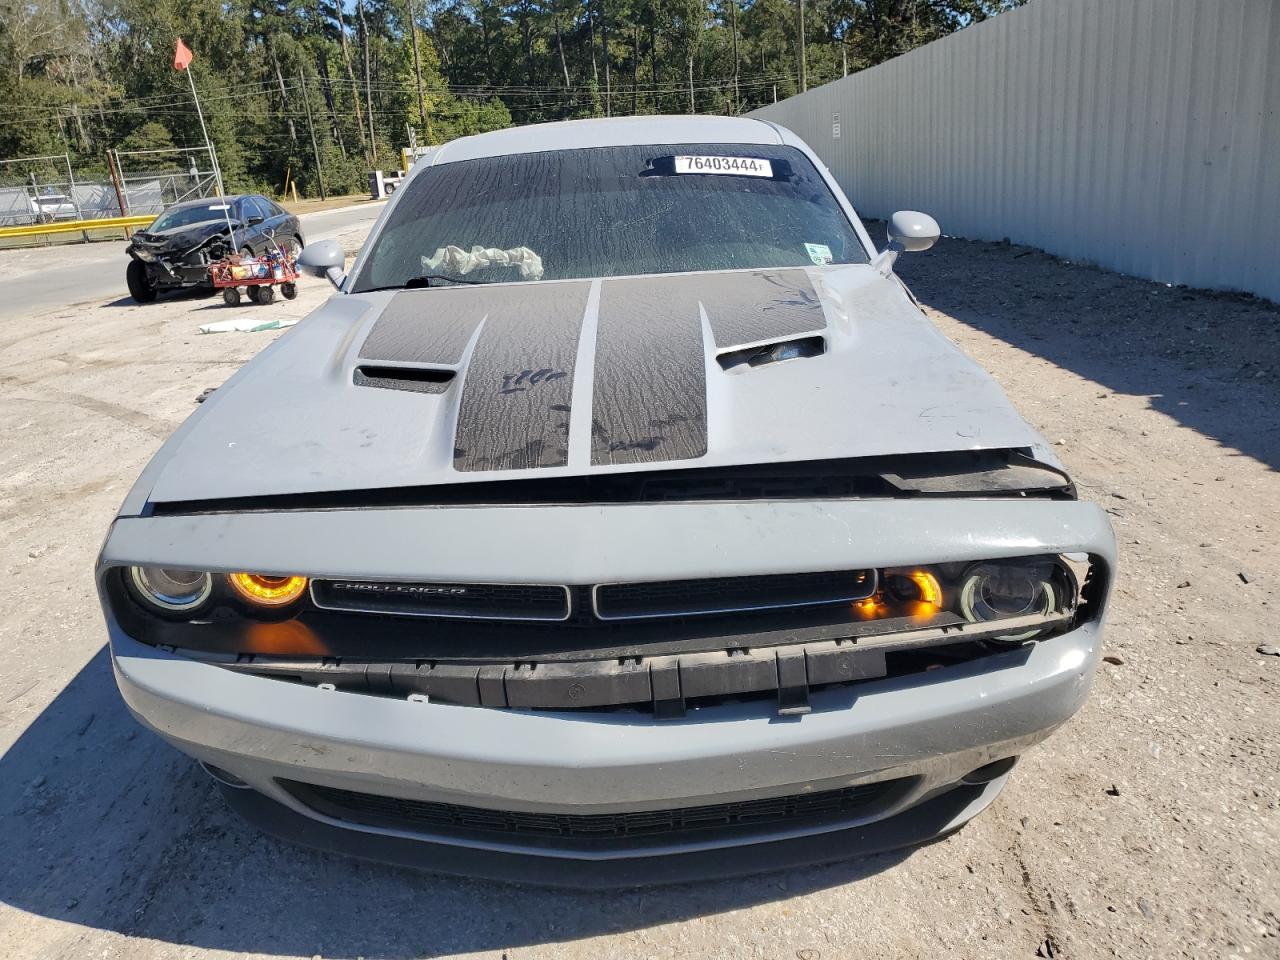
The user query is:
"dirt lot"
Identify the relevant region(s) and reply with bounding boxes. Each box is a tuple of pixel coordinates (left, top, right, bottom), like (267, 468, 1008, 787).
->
(0, 227, 1276, 960)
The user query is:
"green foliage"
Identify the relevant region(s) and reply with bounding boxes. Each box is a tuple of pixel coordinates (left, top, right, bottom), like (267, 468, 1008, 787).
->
(116, 120, 177, 152)
(0, 0, 1023, 197)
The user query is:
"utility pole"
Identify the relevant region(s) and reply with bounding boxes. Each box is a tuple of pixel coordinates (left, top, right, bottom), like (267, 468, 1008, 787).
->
(107, 150, 127, 215)
(107, 148, 134, 238)
(842, 43, 848, 77)
(334, 2, 368, 154)
(600, 0, 611, 117)
(357, 0, 378, 163)
(406, 0, 427, 132)
(687, 54, 694, 114)
(298, 68, 327, 200)
(797, 0, 807, 92)
(729, 0, 740, 112)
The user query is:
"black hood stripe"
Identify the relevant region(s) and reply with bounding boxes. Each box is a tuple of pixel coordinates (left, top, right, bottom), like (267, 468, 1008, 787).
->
(452, 281, 591, 472)
(700, 268, 827, 347)
(359, 289, 486, 365)
(591, 276, 709, 466)
(358, 270, 828, 473)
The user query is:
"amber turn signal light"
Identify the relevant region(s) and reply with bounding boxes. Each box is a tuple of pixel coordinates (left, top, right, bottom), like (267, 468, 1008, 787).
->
(228, 572, 309, 606)
(908, 570, 943, 608)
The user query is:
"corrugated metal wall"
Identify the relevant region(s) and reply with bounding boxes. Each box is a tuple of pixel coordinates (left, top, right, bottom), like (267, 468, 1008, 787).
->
(750, 0, 1280, 302)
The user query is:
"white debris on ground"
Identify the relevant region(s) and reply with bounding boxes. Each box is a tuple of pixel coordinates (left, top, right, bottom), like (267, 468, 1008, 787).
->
(198, 316, 300, 334)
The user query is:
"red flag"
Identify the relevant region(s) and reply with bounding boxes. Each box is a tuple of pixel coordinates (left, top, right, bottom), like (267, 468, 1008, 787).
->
(173, 38, 194, 71)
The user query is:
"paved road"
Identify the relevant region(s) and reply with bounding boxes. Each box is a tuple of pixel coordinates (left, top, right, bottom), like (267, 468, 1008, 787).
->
(0, 201, 384, 322)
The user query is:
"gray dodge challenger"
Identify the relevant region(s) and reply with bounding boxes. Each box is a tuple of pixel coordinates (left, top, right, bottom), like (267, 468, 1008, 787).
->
(97, 115, 1115, 885)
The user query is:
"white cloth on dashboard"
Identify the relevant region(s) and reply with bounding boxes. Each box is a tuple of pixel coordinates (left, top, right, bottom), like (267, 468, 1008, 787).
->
(421, 245, 544, 280)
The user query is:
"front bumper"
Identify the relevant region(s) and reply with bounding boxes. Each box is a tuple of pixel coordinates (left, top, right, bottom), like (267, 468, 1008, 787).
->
(102, 496, 1114, 880)
(131, 251, 212, 288)
(112, 620, 1102, 875)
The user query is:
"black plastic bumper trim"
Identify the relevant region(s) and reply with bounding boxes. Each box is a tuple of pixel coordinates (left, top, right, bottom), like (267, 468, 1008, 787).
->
(218, 778, 1001, 887)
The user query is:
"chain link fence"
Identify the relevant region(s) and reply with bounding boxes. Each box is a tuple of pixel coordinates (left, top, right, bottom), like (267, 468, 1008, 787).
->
(0, 154, 86, 227)
(112, 146, 219, 217)
(0, 147, 220, 247)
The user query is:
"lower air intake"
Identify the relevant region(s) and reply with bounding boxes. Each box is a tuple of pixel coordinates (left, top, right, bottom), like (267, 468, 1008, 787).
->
(280, 778, 906, 847)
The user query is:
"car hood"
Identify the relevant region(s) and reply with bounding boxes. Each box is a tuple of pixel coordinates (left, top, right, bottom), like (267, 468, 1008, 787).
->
(138, 264, 1050, 506)
(130, 220, 231, 254)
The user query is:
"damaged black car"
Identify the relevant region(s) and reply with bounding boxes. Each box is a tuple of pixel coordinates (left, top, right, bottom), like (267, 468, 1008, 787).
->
(125, 195, 303, 303)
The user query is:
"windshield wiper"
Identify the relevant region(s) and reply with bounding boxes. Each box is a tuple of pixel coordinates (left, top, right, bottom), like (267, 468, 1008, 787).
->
(354, 275, 491, 295)
(403, 274, 487, 289)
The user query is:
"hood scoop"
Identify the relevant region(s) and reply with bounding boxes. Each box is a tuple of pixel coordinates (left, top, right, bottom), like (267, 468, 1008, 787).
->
(717, 335, 825, 372)
(354, 365, 456, 394)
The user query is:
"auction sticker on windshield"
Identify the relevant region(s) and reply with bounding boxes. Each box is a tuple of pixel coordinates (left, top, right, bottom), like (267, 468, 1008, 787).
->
(674, 155, 774, 177)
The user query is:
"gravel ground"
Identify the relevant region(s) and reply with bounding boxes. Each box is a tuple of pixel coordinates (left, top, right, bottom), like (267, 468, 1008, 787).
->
(0, 227, 1276, 960)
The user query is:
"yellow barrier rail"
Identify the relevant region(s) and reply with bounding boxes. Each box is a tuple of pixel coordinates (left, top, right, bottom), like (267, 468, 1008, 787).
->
(0, 214, 154, 240)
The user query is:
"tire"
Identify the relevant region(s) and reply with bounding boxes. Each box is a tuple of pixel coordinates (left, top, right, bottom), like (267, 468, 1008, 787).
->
(247, 285, 261, 303)
(222, 287, 241, 307)
(240, 245, 255, 259)
(126, 258, 157, 303)
(280, 235, 302, 259)
(257, 284, 276, 305)
(280, 282, 298, 300)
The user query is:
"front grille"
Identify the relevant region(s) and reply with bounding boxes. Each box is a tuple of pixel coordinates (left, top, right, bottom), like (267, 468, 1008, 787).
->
(310, 579, 570, 621)
(280, 778, 904, 846)
(593, 569, 876, 620)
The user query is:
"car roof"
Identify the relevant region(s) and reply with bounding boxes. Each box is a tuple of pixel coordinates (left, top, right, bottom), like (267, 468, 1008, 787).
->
(165, 194, 257, 211)
(430, 115, 792, 166)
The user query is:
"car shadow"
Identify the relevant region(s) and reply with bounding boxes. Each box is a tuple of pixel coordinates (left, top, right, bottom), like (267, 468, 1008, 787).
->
(102, 288, 218, 309)
(886, 226, 1280, 473)
(1, 648, 924, 958)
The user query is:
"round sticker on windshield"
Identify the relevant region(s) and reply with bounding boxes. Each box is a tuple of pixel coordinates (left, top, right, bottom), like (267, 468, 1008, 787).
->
(674, 155, 774, 178)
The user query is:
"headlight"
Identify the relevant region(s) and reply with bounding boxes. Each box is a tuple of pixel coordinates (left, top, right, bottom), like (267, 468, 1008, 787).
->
(958, 560, 1059, 622)
(957, 558, 1076, 643)
(128, 566, 213, 613)
(228, 573, 309, 607)
(863, 556, 1084, 642)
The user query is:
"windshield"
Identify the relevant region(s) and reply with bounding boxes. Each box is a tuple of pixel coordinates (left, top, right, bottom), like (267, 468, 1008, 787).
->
(351, 143, 869, 292)
(149, 203, 232, 232)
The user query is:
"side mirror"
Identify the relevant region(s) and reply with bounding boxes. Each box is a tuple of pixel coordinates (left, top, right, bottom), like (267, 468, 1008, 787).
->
(297, 239, 346, 289)
(873, 210, 941, 276)
(886, 210, 940, 252)
(246, 215, 265, 226)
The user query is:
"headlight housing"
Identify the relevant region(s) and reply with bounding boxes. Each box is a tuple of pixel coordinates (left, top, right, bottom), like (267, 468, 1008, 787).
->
(125, 567, 308, 617)
(959, 559, 1064, 622)
(864, 555, 1084, 644)
(228, 573, 309, 607)
(957, 558, 1072, 642)
(128, 567, 213, 613)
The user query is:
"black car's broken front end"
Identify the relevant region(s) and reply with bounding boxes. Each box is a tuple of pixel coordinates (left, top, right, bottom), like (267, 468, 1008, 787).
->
(128, 227, 232, 290)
